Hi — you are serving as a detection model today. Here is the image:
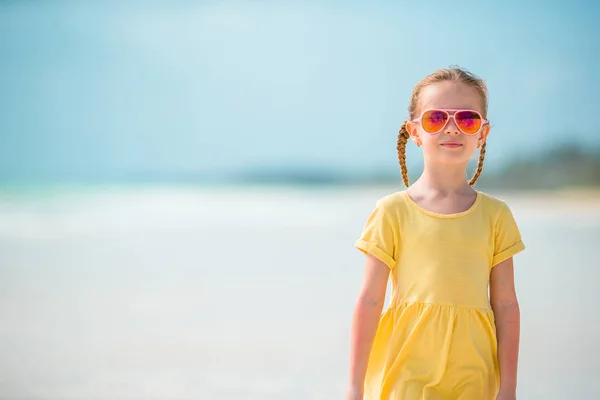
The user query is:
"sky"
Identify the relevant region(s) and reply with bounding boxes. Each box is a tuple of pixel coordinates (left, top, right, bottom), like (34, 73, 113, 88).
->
(0, 0, 599, 182)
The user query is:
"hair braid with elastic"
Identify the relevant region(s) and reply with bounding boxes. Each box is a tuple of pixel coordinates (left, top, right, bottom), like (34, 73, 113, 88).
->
(397, 123, 410, 187)
(468, 142, 486, 186)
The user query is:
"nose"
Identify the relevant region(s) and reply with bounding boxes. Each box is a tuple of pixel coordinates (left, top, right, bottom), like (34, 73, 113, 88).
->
(444, 116, 460, 135)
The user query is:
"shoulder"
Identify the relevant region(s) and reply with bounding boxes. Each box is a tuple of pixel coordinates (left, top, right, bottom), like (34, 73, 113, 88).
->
(476, 191, 515, 219)
(373, 190, 411, 214)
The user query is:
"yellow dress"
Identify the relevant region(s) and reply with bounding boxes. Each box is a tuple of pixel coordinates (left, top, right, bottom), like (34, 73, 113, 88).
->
(355, 191, 525, 400)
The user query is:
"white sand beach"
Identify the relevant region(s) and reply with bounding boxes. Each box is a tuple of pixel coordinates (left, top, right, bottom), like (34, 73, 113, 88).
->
(0, 185, 598, 399)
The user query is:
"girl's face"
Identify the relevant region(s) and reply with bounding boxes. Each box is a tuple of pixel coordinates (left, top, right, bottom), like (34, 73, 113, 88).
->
(406, 81, 489, 166)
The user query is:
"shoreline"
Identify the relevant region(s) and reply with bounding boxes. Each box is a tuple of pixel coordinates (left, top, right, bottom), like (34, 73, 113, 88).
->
(0, 181, 599, 195)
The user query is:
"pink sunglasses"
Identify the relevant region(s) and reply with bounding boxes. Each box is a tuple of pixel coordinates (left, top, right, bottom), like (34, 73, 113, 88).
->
(412, 109, 488, 135)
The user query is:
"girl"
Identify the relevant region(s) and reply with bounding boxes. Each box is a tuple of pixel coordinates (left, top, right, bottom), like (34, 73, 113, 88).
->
(346, 67, 525, 400)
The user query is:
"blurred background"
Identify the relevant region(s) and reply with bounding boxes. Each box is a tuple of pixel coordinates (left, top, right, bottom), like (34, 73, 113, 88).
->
(0, 0, 599, 398)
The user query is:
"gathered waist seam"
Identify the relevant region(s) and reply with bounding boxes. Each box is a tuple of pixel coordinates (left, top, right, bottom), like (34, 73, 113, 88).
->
(389, 300, 493, 312)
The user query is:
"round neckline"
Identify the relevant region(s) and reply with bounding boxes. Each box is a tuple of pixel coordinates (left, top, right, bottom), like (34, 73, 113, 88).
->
(402, 190, 481, 219)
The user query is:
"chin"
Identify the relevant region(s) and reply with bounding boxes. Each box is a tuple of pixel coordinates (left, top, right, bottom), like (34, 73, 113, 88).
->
(422, 144, 476, 165)
(431, 152, 472, 165)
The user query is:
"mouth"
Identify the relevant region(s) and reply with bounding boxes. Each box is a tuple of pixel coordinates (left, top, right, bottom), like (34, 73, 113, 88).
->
(440, 142, 463, 148)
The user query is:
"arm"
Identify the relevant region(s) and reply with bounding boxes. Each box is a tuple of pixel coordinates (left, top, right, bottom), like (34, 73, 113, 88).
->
(346, 253, 389, 399)
(490, 257, 520, 399)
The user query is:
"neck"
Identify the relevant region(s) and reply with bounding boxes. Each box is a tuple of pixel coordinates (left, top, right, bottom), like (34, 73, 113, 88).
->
(414, 161, 472, 194)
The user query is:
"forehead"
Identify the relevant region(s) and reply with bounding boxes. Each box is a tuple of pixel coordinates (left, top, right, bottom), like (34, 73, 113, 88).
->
(417, 81, 483, 113)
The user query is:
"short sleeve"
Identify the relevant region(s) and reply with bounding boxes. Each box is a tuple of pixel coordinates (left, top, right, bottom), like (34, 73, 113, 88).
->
(354, 201, 397, 269)
(492, 202, 526, 267)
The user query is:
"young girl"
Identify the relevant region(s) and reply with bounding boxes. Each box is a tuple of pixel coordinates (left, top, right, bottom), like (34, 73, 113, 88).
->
(346, 67, 525, 400)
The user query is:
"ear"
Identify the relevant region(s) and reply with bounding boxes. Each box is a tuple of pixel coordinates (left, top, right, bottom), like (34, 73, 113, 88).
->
(477, 124, 490, 148)
(406, 121, 422, 147)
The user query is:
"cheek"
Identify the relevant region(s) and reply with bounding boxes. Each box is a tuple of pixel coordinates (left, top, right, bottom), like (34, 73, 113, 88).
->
(466, 135, 482, 148)
(419, 132, 438, 148)
(463, 137, 482, 154)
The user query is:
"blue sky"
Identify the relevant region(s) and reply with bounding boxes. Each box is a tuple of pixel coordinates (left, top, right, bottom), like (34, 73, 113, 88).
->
(0, 0, 598, 182)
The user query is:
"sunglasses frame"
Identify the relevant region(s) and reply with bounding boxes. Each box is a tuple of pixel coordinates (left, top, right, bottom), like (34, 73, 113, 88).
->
(411, 108, 489, 135)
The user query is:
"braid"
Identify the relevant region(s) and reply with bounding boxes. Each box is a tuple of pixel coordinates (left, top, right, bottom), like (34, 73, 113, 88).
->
(397, 123, 410, 187)
(469, 142, 487, 186)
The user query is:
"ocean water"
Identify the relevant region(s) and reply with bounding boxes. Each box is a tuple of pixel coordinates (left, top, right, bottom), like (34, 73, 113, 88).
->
(0, 185, 599, 399)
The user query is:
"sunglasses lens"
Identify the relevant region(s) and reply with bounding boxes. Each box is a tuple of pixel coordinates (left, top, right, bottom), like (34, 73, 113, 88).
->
(455, 111, 482, 134)
(421, 110, 448, 133)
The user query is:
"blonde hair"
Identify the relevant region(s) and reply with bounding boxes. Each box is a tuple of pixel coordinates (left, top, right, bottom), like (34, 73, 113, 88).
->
(397, 67, 489, 187)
